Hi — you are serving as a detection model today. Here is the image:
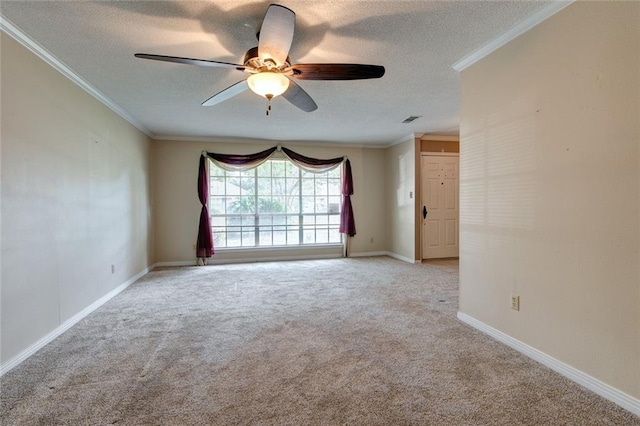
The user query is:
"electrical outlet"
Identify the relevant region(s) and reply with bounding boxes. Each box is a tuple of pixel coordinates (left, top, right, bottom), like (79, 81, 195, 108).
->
(511, 295, 520, 311)
(111, 264, 115, 274)
(370, 237, 374, 243)
(192, 244, 196, 250)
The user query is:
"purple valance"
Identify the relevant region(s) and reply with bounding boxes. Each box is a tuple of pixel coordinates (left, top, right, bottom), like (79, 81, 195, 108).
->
(207, 146, 277, 171)
(281, 147, 344, 173)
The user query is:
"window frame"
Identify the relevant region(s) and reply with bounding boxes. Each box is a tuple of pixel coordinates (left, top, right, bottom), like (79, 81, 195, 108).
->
(208, 157, 343, 250)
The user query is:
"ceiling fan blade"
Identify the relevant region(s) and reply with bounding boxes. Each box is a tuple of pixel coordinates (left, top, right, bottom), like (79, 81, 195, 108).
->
(202, 80, 249, 106)
(282, 79, 318, 112)
(289, 64, 385, 80)
(135, 53, 245, 70)
(258, 4, 295, 67)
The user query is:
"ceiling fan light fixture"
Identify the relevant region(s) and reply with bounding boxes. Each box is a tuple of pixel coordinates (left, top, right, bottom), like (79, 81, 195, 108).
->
(247, 72, 289, 99)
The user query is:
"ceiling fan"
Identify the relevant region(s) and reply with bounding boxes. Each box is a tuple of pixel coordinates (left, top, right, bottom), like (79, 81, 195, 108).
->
(135, 4, 385, 114)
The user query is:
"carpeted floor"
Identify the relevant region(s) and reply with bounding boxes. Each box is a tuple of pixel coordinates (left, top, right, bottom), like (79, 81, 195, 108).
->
(1, 257, 638, 425)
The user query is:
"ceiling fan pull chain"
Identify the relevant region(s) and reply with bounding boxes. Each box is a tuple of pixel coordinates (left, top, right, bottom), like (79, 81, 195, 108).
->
(266, 94, 273, 116)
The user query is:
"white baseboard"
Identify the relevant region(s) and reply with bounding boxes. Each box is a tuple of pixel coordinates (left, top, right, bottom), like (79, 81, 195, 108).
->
(349, 251, 389, 258)
(154, 260, 197, 267)
(0, 264, 154, 377)
(159, 251, 405, 265)
(386, 252, 419, 264)
(457, 312, 640, 417)
(159, 252, 409, 264)
(351, 251, 418, 264)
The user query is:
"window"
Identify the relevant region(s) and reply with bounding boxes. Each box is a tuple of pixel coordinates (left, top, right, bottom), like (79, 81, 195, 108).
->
(209, 158, 342, 248)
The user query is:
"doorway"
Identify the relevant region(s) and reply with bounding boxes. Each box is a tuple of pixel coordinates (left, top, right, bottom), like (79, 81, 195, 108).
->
(421, 153, 459, 259)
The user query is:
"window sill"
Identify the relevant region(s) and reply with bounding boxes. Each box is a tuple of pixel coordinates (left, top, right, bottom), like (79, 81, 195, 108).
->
(215, 244, 342, 253)
(208, 244, 343, 264)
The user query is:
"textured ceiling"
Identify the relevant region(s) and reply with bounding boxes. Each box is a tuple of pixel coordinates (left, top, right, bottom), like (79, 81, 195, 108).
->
(1, 1, 553, 146)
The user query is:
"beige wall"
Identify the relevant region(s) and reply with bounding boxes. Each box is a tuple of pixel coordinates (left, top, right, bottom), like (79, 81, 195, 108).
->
(459, 1, 639, 399)
(384, 137, 416, 261)
(153, 140, 387, 263)
(1, 33, 154, 364)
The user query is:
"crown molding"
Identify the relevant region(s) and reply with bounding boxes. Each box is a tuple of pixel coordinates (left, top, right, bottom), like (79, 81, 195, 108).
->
(383, 133, 416, 149)
(0, 15, 153, 138)
(152, 134, 397, 150)
(452, 1, 574, 72)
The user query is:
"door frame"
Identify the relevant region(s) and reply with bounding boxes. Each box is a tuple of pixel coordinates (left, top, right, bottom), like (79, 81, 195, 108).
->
(419, 152, 460, 260)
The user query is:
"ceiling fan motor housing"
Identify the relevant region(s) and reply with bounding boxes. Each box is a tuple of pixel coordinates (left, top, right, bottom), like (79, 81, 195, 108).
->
(243, 47, 291, 71)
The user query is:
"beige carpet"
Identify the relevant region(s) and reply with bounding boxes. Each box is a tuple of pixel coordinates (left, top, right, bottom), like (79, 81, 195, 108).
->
(1, 257, 638, 425)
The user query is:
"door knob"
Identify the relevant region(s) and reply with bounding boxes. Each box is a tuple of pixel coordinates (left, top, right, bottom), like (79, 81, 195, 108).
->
(422, 205, 428, 219)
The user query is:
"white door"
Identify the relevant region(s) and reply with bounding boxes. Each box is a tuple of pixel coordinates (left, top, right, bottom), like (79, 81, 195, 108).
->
(421, 154, 459, 259)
